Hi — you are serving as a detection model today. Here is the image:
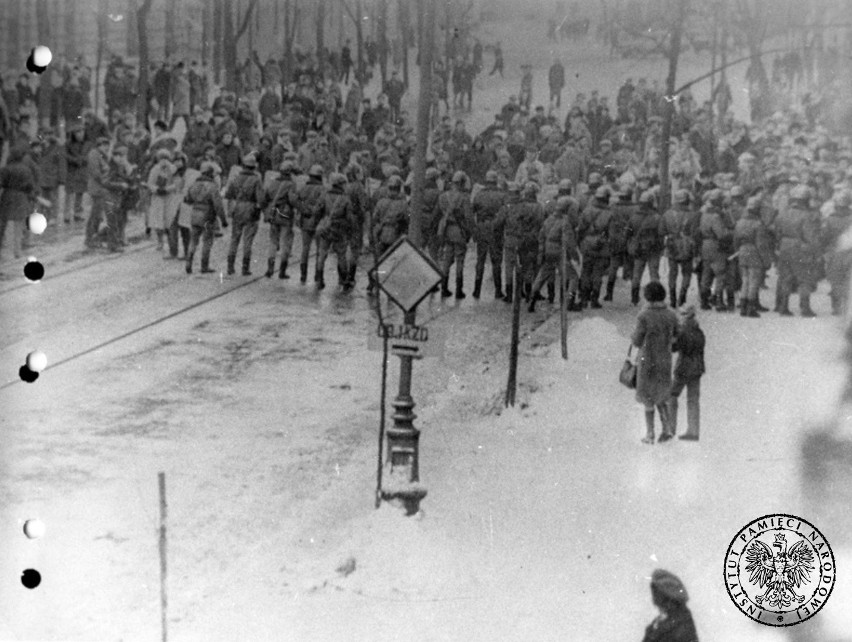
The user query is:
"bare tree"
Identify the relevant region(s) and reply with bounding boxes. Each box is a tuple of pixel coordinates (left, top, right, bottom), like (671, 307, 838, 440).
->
(165, 0, 177, 61)
(282, 0, 302, 84)
(659, 0, 689, 212)
(316, 0, 327, 78)
(223, 0, 259, 90)
(136, 0, 156, 124)
(340, 0, 366, 83)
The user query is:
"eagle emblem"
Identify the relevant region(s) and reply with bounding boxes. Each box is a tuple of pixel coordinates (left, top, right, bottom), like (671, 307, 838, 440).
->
(744, 533, 816, 609)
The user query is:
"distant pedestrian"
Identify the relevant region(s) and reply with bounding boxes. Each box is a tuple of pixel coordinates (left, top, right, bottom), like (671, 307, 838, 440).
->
(631, 281, 679, 445)
(489, 42, 504, 78)
(642, 569, 699, 642)
(548, 59, 565, 108)
(667, 304, 705, 441)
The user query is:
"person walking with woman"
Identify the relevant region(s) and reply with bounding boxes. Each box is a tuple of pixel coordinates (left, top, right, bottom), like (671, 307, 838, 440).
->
(668, 304, 705, 441)
(0, 147, 36, 262)
(631, 281, 680, 444)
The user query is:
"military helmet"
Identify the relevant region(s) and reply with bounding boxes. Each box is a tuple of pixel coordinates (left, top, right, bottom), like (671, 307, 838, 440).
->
(746, 195, 763, 212)
(484, 170, 499, 184)
(789, 184, 812, 202)
(241, 152, 258, 168)
(523, 181, 540, 197)
(199, 161, 219, 176)
(556, 195, 576, 212)
(594, 185, 610, 200)
(308, 164, 324, 178)
(729, 185, 745, 198)
(387, 175, 404, 190)
(705, 188, 724, 207)
(452, 170, 468, 185)
(588, 172, 603, 186)
(279, 160, 295, 173)
(557, 178, 573, 193)
(329, 172, 347, 187)
(638, 190, 656, 206)
(618, 182, 633, 197)
(673, 189, 691, 205)
(507, 181, 521, 193)
(425, 167, 441, 181)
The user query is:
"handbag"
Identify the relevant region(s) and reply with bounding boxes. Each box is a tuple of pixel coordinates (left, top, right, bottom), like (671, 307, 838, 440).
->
(619, 345, 637, 389)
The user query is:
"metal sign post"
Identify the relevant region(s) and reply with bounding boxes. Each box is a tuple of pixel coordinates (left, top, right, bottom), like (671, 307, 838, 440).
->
(369, 237, 443, 515)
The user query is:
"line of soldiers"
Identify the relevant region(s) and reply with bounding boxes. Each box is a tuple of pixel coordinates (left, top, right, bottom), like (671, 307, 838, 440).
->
(171, 148, 852, 321)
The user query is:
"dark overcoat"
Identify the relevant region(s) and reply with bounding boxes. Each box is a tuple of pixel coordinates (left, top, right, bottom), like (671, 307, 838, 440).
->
(631, 301, 679, 406)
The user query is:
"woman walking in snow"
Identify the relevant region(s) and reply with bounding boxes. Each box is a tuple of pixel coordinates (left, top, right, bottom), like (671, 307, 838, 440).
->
(631, 281, 679, 444)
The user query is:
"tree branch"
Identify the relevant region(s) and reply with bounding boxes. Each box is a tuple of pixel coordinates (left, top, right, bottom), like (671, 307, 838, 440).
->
(235, 0, 259, 41)
(340, 0, 356, 23)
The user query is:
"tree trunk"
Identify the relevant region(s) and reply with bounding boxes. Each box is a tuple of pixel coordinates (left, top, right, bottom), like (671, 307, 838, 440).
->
(283, 0, 301, 85)
(213, 0, 223, 85)
(126, 0, 139, 57)
(202, 0, 210, 65)
(95, 0, 109, 115)
(35, 0, 50, 127)
(165, 0, 177, 61)
(8, 0, 21, 71)
(378, 0, 389, 86)
(65, 0, 77, 61)
(137, 0, 155, 124)
(659, 0, 688, 213)
(399, 0, 410, 88)
(223, 1, 236, 90)
(409, 0, 436, 250)
(316, 0, 326, 78)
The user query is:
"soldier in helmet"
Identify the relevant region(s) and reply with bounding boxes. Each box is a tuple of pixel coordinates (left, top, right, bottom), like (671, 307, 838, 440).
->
(625, 189, 665, 306)
(733, 195, 770, 317)
(773, 183, 822, 316)
(605, 182, 638, 302)
(438, 170, 474, 298)
(698, 188, 733, 311)
(224, 151, 264, 275)
(822, 189, 852, 314)
(262, 160, 298, 279)
(419, 166, 443, 262)
(577, 185, 612, 309)
(493, 181, 523, 302)
(184, 161, 228, 274)
(344, 163, 369, 287)
(315, 172, 355, 290)
(471, 169, 506, 299)
(296, 164, 327, 284)
(528, 195, 581, 312)
(368, 174, 408, 295)
(660, 189, 699, 308)
(497, 181, 546, 301)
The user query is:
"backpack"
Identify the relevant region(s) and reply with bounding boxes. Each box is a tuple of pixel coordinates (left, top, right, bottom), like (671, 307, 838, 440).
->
(634, 215, 662, 257)
(670, 213, 695, 261)
(267, 178, 294, 225)
(155, 173, 169, 196)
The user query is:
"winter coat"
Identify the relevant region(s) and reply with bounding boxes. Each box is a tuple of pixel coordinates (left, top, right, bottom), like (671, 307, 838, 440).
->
(297, 178, 327, 234)
(0, 162, 35, 221)
(733, 215, 768, 269)
(578, 202, 612, 257)
(660, 206, 699, 262)
(372, 192, 409, 246)
(631, 301, 679, 407)
(318, 187, 354, 242)
(224, 169, 264, 223)
(86, 147, 111, 198)
(147, 160, 178, 228)
(626, 208, 664, 258)
(37, 144, 67, 189)
(608, 201, 636, 255)
(699, 207, 733, 265)
(438, 189, 473, 245)
(472, 185, 505, 238)
(65, 137, 90, 193)
(642, 605, 699, 642)
(539, 212, 579, 261)
(672, 318, 705, 384)
(184, 174, 226, 226)
(172, 74, 190, 116)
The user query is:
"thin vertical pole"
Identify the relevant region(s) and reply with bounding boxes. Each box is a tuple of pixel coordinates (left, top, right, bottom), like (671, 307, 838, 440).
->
(560, 224, 568, 360)
(506, 262, 521, 407)
(158, 472, 168, 642)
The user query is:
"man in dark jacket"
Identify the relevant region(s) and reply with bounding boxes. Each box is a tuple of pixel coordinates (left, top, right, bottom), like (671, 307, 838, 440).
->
(471, 170, 506, 299)
(296, 164, 327, 284)
(224, 152, 264, 276)
(698, 189, 732, 311)
(626, 190, 665, 305)
(822, 190, 852, 315)
(528, 196, 581, 312)
(419, 167, 443, 262)
(185, 162, 228, 274)
(577, 185, 612, 308)
(84, 136, 112, 250)
(368, 174, 408, 295)
(667, 304, 705, 441)
(661, 189, 700, 308)
(606, 183, 637, 302)
(262, 160, 298, 279)
(642, 568, 699, 641)
(438, 171, 474, 298)
(773, 184, 822, 317)
(733, 196, 770, 318)
(316, 172, 355, 290)
(548, 59, 565, 108)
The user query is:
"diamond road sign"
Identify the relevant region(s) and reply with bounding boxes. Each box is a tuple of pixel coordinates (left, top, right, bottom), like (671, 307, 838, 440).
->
(369, 236, 444, 312)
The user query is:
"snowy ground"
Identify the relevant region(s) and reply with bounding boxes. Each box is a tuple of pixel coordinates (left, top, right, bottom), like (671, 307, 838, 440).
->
(1, 15, 850, 642)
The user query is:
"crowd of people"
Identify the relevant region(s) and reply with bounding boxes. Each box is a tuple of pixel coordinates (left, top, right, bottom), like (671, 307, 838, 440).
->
(0, 31, 850, 335)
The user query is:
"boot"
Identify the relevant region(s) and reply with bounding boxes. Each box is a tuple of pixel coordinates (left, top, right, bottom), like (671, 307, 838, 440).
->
(472, 277, 482, 299)
(754, 297, 769, 312)
(200, 257, 214, 273)
(777, 294, 793, 316)
(641, 410, 655, 444)
(455, 273, 466, 299)
(700, 290, 712, 310)
(265, 258, 275, 278)
(242, 256, 252, 276)
(715, 293, 728, 312)
(589, 287, 602, 308)
(315, 269, 325, 290)
(528, 296, 537, 312)
(547, 282, 555, 304)
(441, 276, 452, 298)
(300, 263, 308, 284)
(226, 255, 236, 276)
(567, 291, 581, 312)
(747, 298, 761, 318)
(502, 285, 513, 303)
(494, 273, 503, 300)
(668, 399, 679, 436)
(670, 291, 677, 308)
(631, 285, 640, 306)
(800, 294, 816, 318)
(279, 262, 290, 279)
(185, 254, 193, 274)
(739, 298, 749, 317)
(603, 280, 614, 302)
(657, 404, 673, 442)
(726, 291, 736, 312)
(677, 287, 688, 307)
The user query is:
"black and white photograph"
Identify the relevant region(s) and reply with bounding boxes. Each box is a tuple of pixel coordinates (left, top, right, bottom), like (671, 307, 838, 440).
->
(1, 0, 851, 639)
